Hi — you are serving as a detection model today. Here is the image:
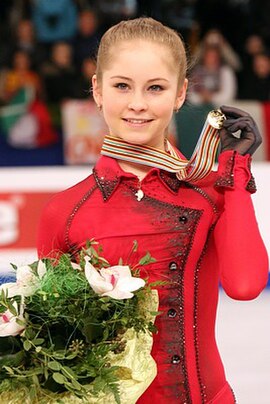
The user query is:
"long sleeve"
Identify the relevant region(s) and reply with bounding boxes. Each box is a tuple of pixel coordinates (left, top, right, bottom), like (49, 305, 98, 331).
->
(213, 150, 269, 300)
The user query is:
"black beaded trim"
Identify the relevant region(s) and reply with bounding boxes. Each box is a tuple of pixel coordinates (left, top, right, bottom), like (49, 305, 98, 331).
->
(64, 184, 98, 252)
(245, 157, 257, 193)
(246, 174, 256, 193)
(193, 225, 215, 403)
(184, 183, 220, 217)
(93, 168, 120, 201)
(215, 151, 256, 194)
(214, 151, 236, 189)
(124, 186, 202, 402)
(159, 170, 182, 192)
(176, 205, 202, 404)
(94, 168, 183, 200)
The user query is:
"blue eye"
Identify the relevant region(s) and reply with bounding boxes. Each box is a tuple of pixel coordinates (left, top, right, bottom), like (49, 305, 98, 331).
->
(115, 83, 128, 90)
(149, 85, 163, 91)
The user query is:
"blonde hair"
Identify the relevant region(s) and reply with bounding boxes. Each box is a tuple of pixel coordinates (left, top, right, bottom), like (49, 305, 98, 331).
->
(95, 17, 187, 87)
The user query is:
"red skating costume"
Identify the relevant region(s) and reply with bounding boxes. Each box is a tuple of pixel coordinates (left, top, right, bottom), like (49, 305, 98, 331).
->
(37, 150, 268, 404)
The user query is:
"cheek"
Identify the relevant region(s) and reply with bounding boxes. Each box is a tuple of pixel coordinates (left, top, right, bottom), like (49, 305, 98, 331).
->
(102, 96, 125, 124)
(152, 98, 175, 117)
(151, 90, 177, 109)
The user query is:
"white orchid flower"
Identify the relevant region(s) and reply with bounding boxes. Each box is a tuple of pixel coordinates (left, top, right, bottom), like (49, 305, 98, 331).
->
(0, 301, 25, 337)
(37, 260, 47, 279)
(71, 261, 82, 271)
(0, 260, 47, 298)
(84, 256, 145, 300)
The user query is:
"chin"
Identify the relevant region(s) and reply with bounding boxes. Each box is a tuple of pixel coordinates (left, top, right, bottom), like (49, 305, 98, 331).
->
(114, 133, 151, 146)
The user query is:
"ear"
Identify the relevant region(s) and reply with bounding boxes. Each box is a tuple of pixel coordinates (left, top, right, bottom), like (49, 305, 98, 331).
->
(92, 74, 102, 107)
(174, 78, 188, 111)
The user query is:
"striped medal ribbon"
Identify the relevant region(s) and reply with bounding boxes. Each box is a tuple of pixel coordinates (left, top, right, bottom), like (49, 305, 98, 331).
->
(100, 110, 226, 182)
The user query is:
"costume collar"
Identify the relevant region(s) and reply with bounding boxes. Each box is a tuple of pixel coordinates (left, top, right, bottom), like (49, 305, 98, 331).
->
(93, 155, 182, 201)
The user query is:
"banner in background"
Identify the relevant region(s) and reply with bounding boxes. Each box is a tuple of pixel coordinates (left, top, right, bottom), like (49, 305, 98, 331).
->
(0, 192, 53, 249)
(0, 167, 89, 270)
(61, 100, 108, 164)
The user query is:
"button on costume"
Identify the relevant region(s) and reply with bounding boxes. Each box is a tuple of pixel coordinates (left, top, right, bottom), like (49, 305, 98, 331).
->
(37, 150, 268, 403)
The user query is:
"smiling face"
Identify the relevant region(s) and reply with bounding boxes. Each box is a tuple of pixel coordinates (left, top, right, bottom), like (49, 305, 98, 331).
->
(92, 40, 187, 149)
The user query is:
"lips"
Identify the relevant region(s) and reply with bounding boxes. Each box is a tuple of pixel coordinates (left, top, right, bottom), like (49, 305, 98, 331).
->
(123, 118, 153, 124)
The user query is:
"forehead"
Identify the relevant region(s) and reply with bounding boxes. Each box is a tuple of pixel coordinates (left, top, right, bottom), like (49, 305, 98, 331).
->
(104, 40, 176, 77)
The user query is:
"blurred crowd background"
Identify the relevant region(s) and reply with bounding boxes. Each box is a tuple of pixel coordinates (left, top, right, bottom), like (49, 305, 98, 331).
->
(1, 0, 270, 166)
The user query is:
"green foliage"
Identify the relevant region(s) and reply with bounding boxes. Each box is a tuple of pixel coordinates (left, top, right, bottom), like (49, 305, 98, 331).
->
(0, 240, 158, 403)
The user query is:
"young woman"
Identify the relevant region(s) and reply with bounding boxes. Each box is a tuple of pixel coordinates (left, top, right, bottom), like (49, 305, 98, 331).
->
(37, 18, 269, 404)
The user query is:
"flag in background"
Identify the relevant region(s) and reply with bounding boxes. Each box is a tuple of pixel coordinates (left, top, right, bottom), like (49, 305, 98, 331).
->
(0, 87, 57, 148)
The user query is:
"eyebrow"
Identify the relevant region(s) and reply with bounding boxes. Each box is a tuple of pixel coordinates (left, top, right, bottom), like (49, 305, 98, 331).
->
(109, 75, 169, 83)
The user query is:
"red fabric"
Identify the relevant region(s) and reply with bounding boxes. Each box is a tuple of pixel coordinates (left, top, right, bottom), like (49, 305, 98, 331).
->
(37, 150, 268, 404)
(208, 382, 235, 403)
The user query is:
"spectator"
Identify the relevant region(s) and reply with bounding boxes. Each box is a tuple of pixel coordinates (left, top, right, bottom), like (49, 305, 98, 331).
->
(187, 44, 237, 106)
(193, 29, 242, 72)
(0, 50, 43, 104)
(5, 19, 47, 70)
(73, 57, 96, 99)
(41, 42, 77, 104)
(244, 34, 266, 56)
(237, 34, 268, 94)
(240, 34, 267, 72)
(238, 52, 270, 101)
(32, 0, 78, 44)
(72, 9, 102, 70)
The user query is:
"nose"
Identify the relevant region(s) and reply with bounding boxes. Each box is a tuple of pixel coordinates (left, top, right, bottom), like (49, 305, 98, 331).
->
(128, 91, 147, 112)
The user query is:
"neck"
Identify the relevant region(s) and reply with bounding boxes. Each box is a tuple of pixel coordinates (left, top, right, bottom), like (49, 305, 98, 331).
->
(118, 160, 151, 180)
(110, 136, 167, 179)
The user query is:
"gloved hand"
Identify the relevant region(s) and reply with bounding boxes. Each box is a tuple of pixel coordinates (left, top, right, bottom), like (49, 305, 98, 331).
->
(219, 105, 262, 155)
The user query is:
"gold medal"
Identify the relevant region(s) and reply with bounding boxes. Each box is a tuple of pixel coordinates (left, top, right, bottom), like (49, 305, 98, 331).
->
(207, 109, 226, 129)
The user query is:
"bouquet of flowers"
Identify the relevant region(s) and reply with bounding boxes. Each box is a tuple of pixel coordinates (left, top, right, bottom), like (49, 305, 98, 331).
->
(0, 240, 160, 404)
